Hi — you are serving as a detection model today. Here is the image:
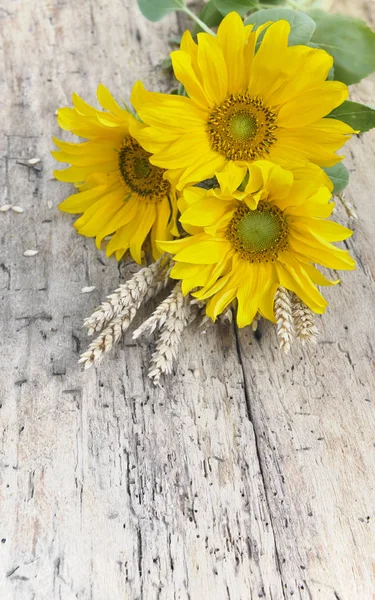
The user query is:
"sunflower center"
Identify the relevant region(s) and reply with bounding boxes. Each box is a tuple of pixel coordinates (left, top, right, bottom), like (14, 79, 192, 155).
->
(134, 156, 151, 179)
(227, 201, 288, 263)
(118, 137, 170, 201)
(207, 94, 277, 162)
(228, 111, 257, 141)
(238, 211, 281, 252)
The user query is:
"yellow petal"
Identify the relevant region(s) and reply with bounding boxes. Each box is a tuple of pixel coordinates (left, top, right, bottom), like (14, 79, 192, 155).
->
(158, 232, 208, 255)
(293, 219, 353, 242)
(206, 286, 237, 321)
(275, 260, 327, 313)
(269, 46, 333, 106)
(95, 196, 139, 248)
(171, 50, 209, 109)
(58, 185, 108, 214)
(249, 20, 290, 98)
(277, 82, 348, 127)
(130, 204, 156, 264)
(72, 93, 98, 117)
(174, 239, 231, 264)
(216, 11, 248, 94)
(265, 163, 293, 200)
(289, 231, 356, 270)
(180, 196, 235, 228)
(216, 162, 247, 196)
(197, 32, 228, 105)
(151, 196, 173, 259)
(271, 128, 345, 168)
(180, 265, 215, 295)
(137, 95, 207, 132)
(301, 263, 339, 287)
(97, 84, 130, 121)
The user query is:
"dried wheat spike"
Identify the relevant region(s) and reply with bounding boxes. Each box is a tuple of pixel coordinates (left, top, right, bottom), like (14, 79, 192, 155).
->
(147, 283, 192, 384)
(336, 192, 358, 220)
(274, 287, 294, 354)
(79, 305, 138, 369)
(133, 282, 182, 339)
(291, 295, 319, 345)
(84, 256, 170, 335)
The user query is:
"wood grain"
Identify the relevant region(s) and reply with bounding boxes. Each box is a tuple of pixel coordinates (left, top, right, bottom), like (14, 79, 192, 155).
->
(0, 1, 374, 598)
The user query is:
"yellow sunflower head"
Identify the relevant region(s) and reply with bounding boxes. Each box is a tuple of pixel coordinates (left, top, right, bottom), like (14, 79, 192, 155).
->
(131, 12, 355, 190)
(52, 85, 179, 263)
(159, 161, 355, 328)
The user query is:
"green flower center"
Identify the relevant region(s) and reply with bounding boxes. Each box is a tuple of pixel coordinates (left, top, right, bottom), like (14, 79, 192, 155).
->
(227, 201, 288, 263)
(237, 210, 282, 253)
(207, 93, 277, 162)
(228, 111, 257, 142)
(134, 157, 151, 179)
(118, 137, 170, 201)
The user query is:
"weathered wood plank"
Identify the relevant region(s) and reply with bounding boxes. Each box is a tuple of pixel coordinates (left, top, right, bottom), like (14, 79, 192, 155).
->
(0, 0, 375, 599)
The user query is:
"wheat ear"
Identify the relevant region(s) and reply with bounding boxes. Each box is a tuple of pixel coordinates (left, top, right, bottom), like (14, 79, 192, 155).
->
(84, 256, 170, 335)
(274, 287, 294, 354)
(147, 283, 192, 384)
(291, 295, 319, 345)
(79, 257, 171, 368)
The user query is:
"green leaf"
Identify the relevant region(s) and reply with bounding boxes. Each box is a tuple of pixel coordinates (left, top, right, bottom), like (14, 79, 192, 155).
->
(169, 35, 182, 44)
(323, 163, 349, 195)
(137, 0, 185, 22)
(328, 100, 375, 133)
(260, 0, 286, 5)
(309, 10, 375, 85)
(161, 56, 172, 69)
(178, 83, 188, 96)
(192, 0, 223, 35)
(245, 9, 316, 46)
(213, 0, 259, 18)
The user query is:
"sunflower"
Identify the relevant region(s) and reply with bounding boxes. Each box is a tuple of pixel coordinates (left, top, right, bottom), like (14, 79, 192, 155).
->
(53, 85, 178, 263)
(158, 161, 355, 327)
(130, 12, 355, 190)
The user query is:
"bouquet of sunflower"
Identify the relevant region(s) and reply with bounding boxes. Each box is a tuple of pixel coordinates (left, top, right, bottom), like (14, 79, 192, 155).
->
(53, 1, 375, 383)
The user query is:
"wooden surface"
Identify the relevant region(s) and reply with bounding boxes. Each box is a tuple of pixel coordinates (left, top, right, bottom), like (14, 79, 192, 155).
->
(1, 1, 375, 598)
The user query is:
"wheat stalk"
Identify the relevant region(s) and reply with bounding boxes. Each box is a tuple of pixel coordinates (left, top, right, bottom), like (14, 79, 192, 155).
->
(79, 257, 172, 368)
(147, 283, 192, 384)
(79, 304, 138, 369)
(336, 192, 358, 220)
(274, 287, 294, 354)
(84, 256, 171, 335)
(291, 295, 319, 345)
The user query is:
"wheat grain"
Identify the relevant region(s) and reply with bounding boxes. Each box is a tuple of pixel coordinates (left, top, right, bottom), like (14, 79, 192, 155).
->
(337, 192, 358, 220)
(84, 256, 170, 335)
(291, 295, 319, 345)
(274, 287, 294, 354)
(133, 281, 181, 339)
(147, 284, 192, 384)
(79, 304, 138, 369)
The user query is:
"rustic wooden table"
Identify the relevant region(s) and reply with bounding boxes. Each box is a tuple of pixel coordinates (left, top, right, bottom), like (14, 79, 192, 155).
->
(1, 1, 375, 598)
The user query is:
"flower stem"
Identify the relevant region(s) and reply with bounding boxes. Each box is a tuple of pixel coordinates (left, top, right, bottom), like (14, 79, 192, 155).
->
(183, 6, 216, 36)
